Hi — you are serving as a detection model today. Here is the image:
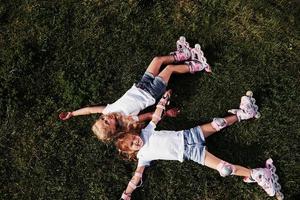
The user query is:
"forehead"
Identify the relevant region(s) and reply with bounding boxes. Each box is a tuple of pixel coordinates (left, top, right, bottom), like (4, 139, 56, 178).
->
(123, 134, 134, 142)
(95, 119, 105, 127)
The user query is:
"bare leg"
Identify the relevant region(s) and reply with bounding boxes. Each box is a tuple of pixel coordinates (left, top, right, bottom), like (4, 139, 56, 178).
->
(157, 64, 190, 84)
(204, 151, 251, 177)
(146, 56, 175, 76)
(201, 115, 238, 138)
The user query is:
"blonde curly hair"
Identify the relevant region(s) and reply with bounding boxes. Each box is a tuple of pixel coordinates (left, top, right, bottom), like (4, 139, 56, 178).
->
(92, 112, 143, 142)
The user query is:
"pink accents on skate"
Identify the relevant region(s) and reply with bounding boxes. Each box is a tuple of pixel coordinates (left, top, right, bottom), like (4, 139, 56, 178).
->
(190, 44, 212, 72)
(251, 168, 276, 196)
(171, 49, 191, 62)
(185, 61, 210, 74)
(228, 92, 261, 121)
(175, 52, 187, 62)
(248, 158, 283, 198)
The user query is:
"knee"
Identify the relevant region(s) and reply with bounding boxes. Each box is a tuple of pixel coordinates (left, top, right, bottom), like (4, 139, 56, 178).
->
(152, 56, 164, 64)
(217, 161, 236, 177)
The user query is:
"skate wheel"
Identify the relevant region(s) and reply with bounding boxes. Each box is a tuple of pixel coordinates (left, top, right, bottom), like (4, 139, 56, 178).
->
(194, 44, 201, 51)
(254, 112, 261, 119)
(179, 36, 186, 43)
(266, 158, 274, 165)
(269, 165, 276, 173)
(275, 182, 281, 191)
(246, 91, 253, 97)
(276, 191, 284, 200)
(272, 173, 279, 182)
(251, 97, 256, 104)
(200, 56, 207, 63)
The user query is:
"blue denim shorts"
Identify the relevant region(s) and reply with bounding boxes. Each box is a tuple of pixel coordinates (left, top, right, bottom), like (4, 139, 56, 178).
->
(136, 71, 167, 100)
(183, 126, 206, 165)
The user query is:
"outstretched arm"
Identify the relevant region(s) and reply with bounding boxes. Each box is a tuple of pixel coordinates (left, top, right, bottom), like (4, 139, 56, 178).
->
(137, 107, 180, 123)
(59, 106, 106, 120)
(120, 166, 145, 200)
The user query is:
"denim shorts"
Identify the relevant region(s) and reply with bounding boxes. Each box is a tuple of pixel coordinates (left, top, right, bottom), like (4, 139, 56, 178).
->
(136, 71, 167, 100)
(183, 126, 206, 165)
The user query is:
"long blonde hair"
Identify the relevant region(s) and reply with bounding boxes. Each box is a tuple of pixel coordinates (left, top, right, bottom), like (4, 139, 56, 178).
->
(92, 112, 143, 142)
(115, 132, 140, 161)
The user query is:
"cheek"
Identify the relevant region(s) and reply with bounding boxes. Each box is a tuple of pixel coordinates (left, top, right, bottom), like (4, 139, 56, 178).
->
(138, 137, 143, 145)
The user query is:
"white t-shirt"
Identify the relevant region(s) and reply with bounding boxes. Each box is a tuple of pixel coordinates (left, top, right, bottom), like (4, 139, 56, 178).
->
(102, 84, 155, 117)
(137, 122, 185, 167)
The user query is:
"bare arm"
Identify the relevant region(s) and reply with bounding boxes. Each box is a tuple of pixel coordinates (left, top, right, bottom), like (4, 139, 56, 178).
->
(137, 112, 153, 122)
(137, 107, 180, 123)
(71, 106, 105, 116)
(121, 166, 145, 200)
(59, 106, 105, 120)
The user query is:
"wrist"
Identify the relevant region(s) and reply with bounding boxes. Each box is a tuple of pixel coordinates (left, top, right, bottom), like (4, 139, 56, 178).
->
(121, 191, 131, 199)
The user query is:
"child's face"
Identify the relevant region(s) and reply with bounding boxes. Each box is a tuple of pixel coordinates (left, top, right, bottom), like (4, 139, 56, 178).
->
(126, 134, 144, 152)
(96, 115, 117, 132)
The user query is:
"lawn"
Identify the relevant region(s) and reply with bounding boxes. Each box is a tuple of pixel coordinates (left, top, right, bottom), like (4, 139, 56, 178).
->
(0, 0, 299, 199)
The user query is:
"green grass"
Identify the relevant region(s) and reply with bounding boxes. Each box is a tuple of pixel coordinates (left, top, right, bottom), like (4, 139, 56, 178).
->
(0, 0, 299, 199)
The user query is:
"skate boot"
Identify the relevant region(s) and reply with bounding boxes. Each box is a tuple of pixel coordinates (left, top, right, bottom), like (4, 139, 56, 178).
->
(190, 44, 211, 72)
(228, 91, 261, 121)
(170, 36, 192, 62)
(244, 158, 284, 200)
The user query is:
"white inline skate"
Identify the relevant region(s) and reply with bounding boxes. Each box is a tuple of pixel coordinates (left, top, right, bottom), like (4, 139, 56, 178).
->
(176, 36, 191, 51)
(228, 91, 261, 121)
(244, 158, 284, 200)
(170, 36, 192, 62)
(190, 44, 211, 72)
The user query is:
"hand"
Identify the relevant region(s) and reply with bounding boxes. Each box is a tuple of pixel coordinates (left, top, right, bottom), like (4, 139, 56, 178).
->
(164, 107, 180, 117)
(158, 89, 172, 107)
(59, 112, 73, 121)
